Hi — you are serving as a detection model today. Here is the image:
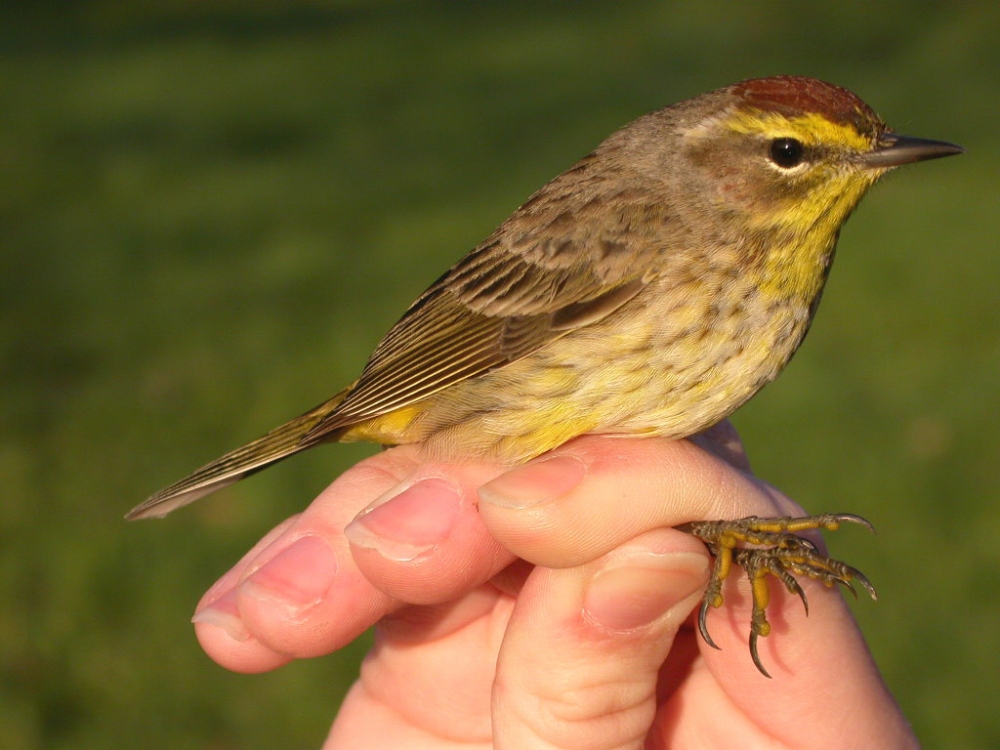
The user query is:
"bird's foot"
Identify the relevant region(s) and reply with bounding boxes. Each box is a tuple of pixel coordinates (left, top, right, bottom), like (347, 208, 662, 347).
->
(678, 513, 877, 677)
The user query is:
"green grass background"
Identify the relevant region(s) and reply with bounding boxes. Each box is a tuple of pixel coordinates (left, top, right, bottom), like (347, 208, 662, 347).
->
(2, 1, 998, 747)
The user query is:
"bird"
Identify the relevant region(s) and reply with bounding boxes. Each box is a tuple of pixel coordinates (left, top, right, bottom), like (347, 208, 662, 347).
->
(128, 76, 963, 674)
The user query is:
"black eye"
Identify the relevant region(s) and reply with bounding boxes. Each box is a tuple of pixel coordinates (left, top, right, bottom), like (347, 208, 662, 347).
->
(769, 138, 805, 168)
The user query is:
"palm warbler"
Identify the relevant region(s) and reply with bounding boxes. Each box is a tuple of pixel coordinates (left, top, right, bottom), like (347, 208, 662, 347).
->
(129, 76, 962, 674)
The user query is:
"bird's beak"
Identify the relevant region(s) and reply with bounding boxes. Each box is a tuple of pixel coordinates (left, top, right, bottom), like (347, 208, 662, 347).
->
(860, 134, 965, 169)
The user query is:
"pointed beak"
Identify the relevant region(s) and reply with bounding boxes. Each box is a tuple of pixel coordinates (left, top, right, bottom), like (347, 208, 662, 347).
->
(860, 133, 965, 169)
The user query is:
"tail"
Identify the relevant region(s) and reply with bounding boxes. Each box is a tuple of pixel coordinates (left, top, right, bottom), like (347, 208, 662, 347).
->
(126, 386, 353, 520)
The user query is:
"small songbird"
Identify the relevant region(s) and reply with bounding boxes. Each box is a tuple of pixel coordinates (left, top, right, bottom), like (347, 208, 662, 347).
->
(129, 76, 962, 675)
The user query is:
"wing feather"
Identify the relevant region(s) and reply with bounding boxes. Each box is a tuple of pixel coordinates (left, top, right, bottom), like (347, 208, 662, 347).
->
(306, 164, 671, 439)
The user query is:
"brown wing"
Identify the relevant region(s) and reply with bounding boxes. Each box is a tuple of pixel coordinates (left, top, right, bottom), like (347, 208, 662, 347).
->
(305, 245, 650, 436)
(305, 161, 670, 438)
(303, 143, 680, 444)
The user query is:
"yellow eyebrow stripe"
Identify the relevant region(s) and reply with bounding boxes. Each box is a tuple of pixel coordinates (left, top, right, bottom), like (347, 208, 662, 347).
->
(725, 109, 872, 151)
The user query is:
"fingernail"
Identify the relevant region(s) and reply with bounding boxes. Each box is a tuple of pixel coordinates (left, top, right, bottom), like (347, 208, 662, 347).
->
(478, 454, 587, 509)
(344, 476, 461, 562)
(191, 588, 251, 642)
(584, 551, 708, 631)
(238, 535, 339, 619)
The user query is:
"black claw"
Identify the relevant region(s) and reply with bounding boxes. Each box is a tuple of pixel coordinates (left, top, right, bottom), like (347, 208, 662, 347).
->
(698, 599, 720, 650)
(789, 575, 809, 615)
(749, 631, 772, 678)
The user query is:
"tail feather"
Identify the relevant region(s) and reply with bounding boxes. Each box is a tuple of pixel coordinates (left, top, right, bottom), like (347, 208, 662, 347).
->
(127, 387, 352, 520)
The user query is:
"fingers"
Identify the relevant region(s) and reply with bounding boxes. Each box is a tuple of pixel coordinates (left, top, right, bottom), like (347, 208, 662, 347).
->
(193, 444, 514, 671)
(192, 429, 916, 747)
(194, 430, 769, 672)
(324, 529, 710, 750)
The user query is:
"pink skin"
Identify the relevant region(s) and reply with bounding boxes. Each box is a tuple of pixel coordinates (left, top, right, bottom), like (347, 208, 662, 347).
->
(192, 425, 918, 750)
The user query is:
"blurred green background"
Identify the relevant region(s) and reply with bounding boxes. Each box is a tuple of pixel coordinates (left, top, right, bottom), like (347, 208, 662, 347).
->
(2, 1, 997, 747)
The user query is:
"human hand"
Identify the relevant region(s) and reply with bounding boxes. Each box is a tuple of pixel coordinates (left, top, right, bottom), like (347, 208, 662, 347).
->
(191, 426, 918, 749)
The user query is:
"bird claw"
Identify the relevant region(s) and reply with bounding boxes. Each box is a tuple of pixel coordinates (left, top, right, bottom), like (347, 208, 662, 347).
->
(681, 514, 877, 678)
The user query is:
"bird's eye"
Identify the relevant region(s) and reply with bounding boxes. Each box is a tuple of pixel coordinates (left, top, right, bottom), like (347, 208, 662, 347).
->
(768, 138, 805, 169)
